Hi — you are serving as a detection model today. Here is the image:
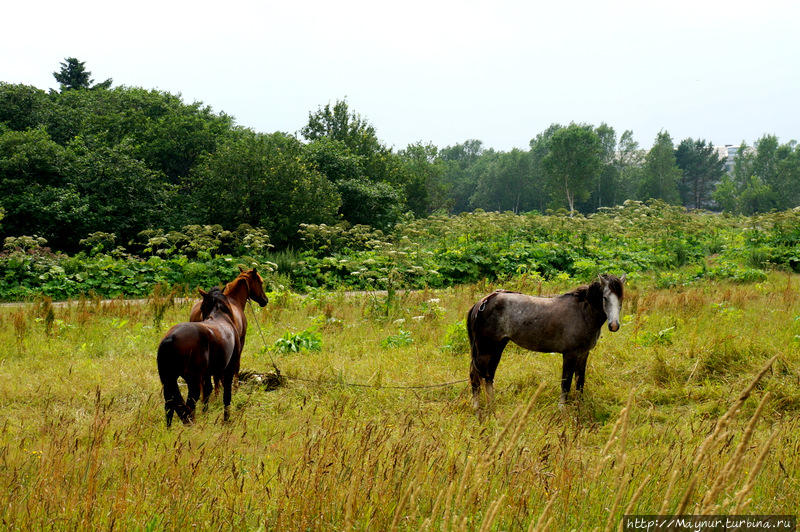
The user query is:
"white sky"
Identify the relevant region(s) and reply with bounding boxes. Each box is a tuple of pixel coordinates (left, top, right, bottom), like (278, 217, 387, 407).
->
(3, 0, 799, 151)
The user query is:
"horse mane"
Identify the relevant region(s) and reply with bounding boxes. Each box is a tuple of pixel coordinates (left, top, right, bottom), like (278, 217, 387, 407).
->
(561, 274, 623, 303)
(560, 283, 601, 303)
(223, 271, 251, 294)
(202, 287, 234, 318)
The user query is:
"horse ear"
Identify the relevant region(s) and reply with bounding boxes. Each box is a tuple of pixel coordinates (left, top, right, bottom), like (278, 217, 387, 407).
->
(252, 266, 257, 274)
(596, 274, 605, 285)
(620, 273, 627, 284)
(238, 265, 245, 273)
(198, 288, 208, 297)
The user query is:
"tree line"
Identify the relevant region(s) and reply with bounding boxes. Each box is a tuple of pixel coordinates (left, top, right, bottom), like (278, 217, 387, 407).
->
(1, 58, 798, 252)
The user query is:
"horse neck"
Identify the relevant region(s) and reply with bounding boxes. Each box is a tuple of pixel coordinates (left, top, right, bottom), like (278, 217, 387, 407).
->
(584, 283, 607, 327)
(223, 278, 249, 310)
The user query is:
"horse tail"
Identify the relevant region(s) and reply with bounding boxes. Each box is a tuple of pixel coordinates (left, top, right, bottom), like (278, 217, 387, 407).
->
(466, 300, 483, 372)
(157, 335, 188, 426)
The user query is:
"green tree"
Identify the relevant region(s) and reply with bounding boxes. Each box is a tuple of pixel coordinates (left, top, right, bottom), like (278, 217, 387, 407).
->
(471, 149, 537, 213)
(335, 178, 403, 229)
(675, 138, 726, 209)
(301, 99, 384, 162)
(0, 128, 89, 247)
(0, 83, 51, 131)
(542, 124, 602, 214)
(65, 141, 175, 241)
(615, 130, 645, 202)
(191, 130, 340, 245)
(304, 137, 363, 183)
(591, 123, 619, 209)
(301, 99, 401, 187)
(528, 124, 563, 212)
(639, 131, 681, 204)
(399, 142, 449, 215)
(439, 139, 485, 213)
(752, 135, 800, 209)
(53, 57, 112, 92)
(46, 87, 231, 181)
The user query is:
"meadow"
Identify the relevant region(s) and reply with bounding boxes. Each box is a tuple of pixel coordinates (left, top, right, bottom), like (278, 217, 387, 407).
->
(0, 272, 798, 530)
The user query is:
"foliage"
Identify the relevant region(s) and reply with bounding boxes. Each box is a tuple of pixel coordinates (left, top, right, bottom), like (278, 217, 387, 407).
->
(639, 131, 682, 204)
(53, 57, 112, 92)
(3, 202, 800, 300)
(189, 130, 341, 245)
(675, 138, 726, 210)
(272, 328, 322, 353)
(379, 329, 413, 348)
(543, 123, 602, 214)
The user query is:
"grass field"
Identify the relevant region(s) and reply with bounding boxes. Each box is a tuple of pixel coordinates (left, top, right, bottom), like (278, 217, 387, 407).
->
(0, 273, 798, 530)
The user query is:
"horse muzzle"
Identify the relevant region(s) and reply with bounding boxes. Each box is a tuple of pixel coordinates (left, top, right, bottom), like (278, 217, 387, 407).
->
(608, 321, 620, 332)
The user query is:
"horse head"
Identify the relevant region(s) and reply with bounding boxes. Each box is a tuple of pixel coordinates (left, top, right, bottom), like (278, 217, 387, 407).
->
(239, 266, 268, 307)
(597, 273, 626, 331)
(199, 287, 233, 320)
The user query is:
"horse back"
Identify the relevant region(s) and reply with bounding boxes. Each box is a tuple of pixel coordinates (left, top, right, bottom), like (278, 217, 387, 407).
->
(158, 322, 212, 378)
(196, 318, 240, 371)
(472, 291, 600, 354)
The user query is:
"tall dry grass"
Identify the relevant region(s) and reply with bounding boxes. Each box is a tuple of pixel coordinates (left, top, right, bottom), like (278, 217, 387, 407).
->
(0, 274, 797, 529)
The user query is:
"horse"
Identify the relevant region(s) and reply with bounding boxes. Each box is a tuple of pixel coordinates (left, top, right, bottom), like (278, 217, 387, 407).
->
(189, 267, 268, 353)
(466, 274, 626, 413)
(157, 287, 241, 426)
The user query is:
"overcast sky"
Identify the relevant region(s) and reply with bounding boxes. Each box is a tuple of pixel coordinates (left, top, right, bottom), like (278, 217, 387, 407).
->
(3, 0, 799, 151)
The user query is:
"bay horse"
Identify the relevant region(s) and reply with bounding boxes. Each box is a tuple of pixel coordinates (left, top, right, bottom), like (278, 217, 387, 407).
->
(158, 288, 241, 426)
(189, 267, 268, 354)
(466, 274, 626, 412)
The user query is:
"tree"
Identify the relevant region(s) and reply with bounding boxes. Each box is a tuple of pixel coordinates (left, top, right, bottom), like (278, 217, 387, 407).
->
(304, 137, 363, 183)
(639, 131, 681, 204)
(752, 135, 800, 209)
(542, 124, 602, 214)
(615, 130, 645, 201)
(0, 83, 51, 131)
(46, 87, 231, 181)
(301, 99, 384, 161)
(528, 124, 563, 212)
(591, 123, 618, 209)
(399, 142, 449, 215)
(191, 130, 340, 245)
(53, 57, 112, 92)
(335, 178, 403, 229)
(675, 138, 726, 210)
(439, 139, 485, 213)
(300, 99, 405, 188)
(65, 141, 175, 242)
(0, 128, 90, 247)
(471, 149, 538, 213)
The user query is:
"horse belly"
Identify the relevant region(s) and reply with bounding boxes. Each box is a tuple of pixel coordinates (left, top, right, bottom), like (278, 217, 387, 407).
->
(504, 314, 593, 355)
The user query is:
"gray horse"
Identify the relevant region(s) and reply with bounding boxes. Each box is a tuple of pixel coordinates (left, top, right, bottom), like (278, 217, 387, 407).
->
(466, 274, 626, 412)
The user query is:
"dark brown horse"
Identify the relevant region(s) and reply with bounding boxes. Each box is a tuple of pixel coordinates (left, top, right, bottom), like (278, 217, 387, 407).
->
(467, 274, 626, 412)
(189, 267, 268, 352)
(158, 288, 241, 426)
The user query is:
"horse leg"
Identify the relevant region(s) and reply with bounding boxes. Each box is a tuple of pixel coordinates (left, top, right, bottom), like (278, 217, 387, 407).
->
(483, 340, 507, 410)
(185, 377, 201, 424)
(575, 351, 590, 397)
(560, 352, 577, 407)
(469, 360, 483, 412)
(202, 374, 213, 412)
(162, 379, 180, 427)
(470, 339, 507, 414)
(222, 371, 234, 422)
